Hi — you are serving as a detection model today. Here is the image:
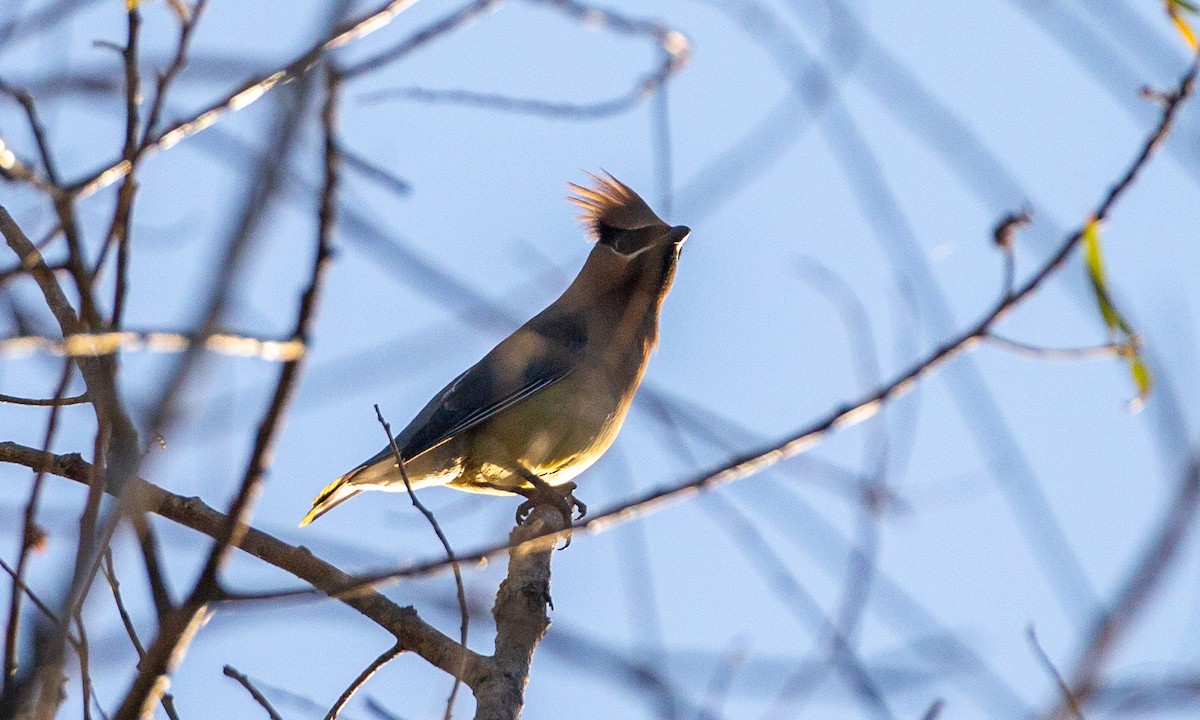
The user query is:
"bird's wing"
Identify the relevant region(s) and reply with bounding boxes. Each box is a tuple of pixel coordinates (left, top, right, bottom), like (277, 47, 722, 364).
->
(401, 361, 567, 458)
(379, 312, 588, 464)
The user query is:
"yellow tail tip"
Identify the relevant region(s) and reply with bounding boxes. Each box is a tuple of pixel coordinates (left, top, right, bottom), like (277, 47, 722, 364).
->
(299, 475, 359, 527)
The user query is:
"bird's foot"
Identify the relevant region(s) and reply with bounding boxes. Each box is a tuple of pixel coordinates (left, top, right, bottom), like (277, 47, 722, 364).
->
(514, 481, 585, 545)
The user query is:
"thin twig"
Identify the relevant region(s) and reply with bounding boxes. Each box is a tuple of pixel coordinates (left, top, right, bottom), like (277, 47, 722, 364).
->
(0, 80, 62, 185)
(223, 665, 284, 720)
(1, 362, 70, 696)
(141, 0, 212, 147)
(993, 209, 1030, 299)
(1027, 626, 1085, 720)
(99, 551, 146, 659)
(374, 405, 469, 720)
(98, 550, 180, 720)
(984, 334, 1126, 361)
(0, 259, 68, 285)
(0, 390, 88, 406)
(73, 613, 94, 720)
(324, 643, 403, 720)
(98, 0, 143, 329)
(0, 559, 78, 650)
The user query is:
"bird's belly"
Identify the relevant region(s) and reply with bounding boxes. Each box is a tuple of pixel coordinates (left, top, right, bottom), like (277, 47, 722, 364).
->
(448, 379, 629, 494)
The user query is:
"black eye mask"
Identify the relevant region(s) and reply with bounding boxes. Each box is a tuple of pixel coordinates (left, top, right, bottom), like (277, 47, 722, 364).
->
(596, 222, 663, 256)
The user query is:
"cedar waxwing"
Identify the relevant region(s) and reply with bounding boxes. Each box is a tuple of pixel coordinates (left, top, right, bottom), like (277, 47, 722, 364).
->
(300, 173, 689, 526)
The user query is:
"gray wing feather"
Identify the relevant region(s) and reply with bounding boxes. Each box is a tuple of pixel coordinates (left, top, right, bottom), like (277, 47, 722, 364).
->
(355, 316, 584, 471)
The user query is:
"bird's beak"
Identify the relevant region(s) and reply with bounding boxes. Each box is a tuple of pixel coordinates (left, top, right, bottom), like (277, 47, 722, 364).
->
(668, 225, 691, 245)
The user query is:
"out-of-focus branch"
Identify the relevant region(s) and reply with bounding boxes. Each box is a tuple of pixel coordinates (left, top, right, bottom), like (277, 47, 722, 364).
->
(1047, 456, 1200, 718)
(343, 0, 501, 79)
(359, 0, 688, 119)
(0, 81, 63, 197)
(67, 0, 424, 199)
(0, 329, 307, 360)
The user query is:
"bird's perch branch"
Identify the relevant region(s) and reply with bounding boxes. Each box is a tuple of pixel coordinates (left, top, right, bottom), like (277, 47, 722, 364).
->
(474, 505, 564, 720)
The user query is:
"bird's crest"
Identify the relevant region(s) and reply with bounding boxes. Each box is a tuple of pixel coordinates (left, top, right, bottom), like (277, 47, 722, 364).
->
(568, 172, 665, 244)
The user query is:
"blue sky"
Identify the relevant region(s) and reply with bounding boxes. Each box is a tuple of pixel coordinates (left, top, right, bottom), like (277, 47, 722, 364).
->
(2, 0, 1200, 718)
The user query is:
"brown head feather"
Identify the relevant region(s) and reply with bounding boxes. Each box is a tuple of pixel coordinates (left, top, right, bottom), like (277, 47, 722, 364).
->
(568, 171, 666, 242)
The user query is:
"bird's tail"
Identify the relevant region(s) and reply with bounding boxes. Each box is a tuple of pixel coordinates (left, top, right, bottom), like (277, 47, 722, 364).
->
(299, 474, 363, 527)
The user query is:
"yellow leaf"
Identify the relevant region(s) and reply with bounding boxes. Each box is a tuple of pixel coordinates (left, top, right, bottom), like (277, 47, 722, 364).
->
(1125, 352, 1153, 413)
(1083, 220, 1126, 334)
(1172, 12, 1199, 50)
(1167, 0, 1200, 49)
(1082, 219, 1152, 411)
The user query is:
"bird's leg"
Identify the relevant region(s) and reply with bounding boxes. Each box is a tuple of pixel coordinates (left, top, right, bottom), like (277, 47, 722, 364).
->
(511, 468, 585, 536)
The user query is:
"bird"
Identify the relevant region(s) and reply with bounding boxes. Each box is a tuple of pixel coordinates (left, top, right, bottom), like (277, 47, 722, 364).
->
(300, 172, 689, 528)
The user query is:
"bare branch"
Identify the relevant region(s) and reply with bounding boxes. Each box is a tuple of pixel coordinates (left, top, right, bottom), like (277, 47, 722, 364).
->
(0, 441, 485, 683)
